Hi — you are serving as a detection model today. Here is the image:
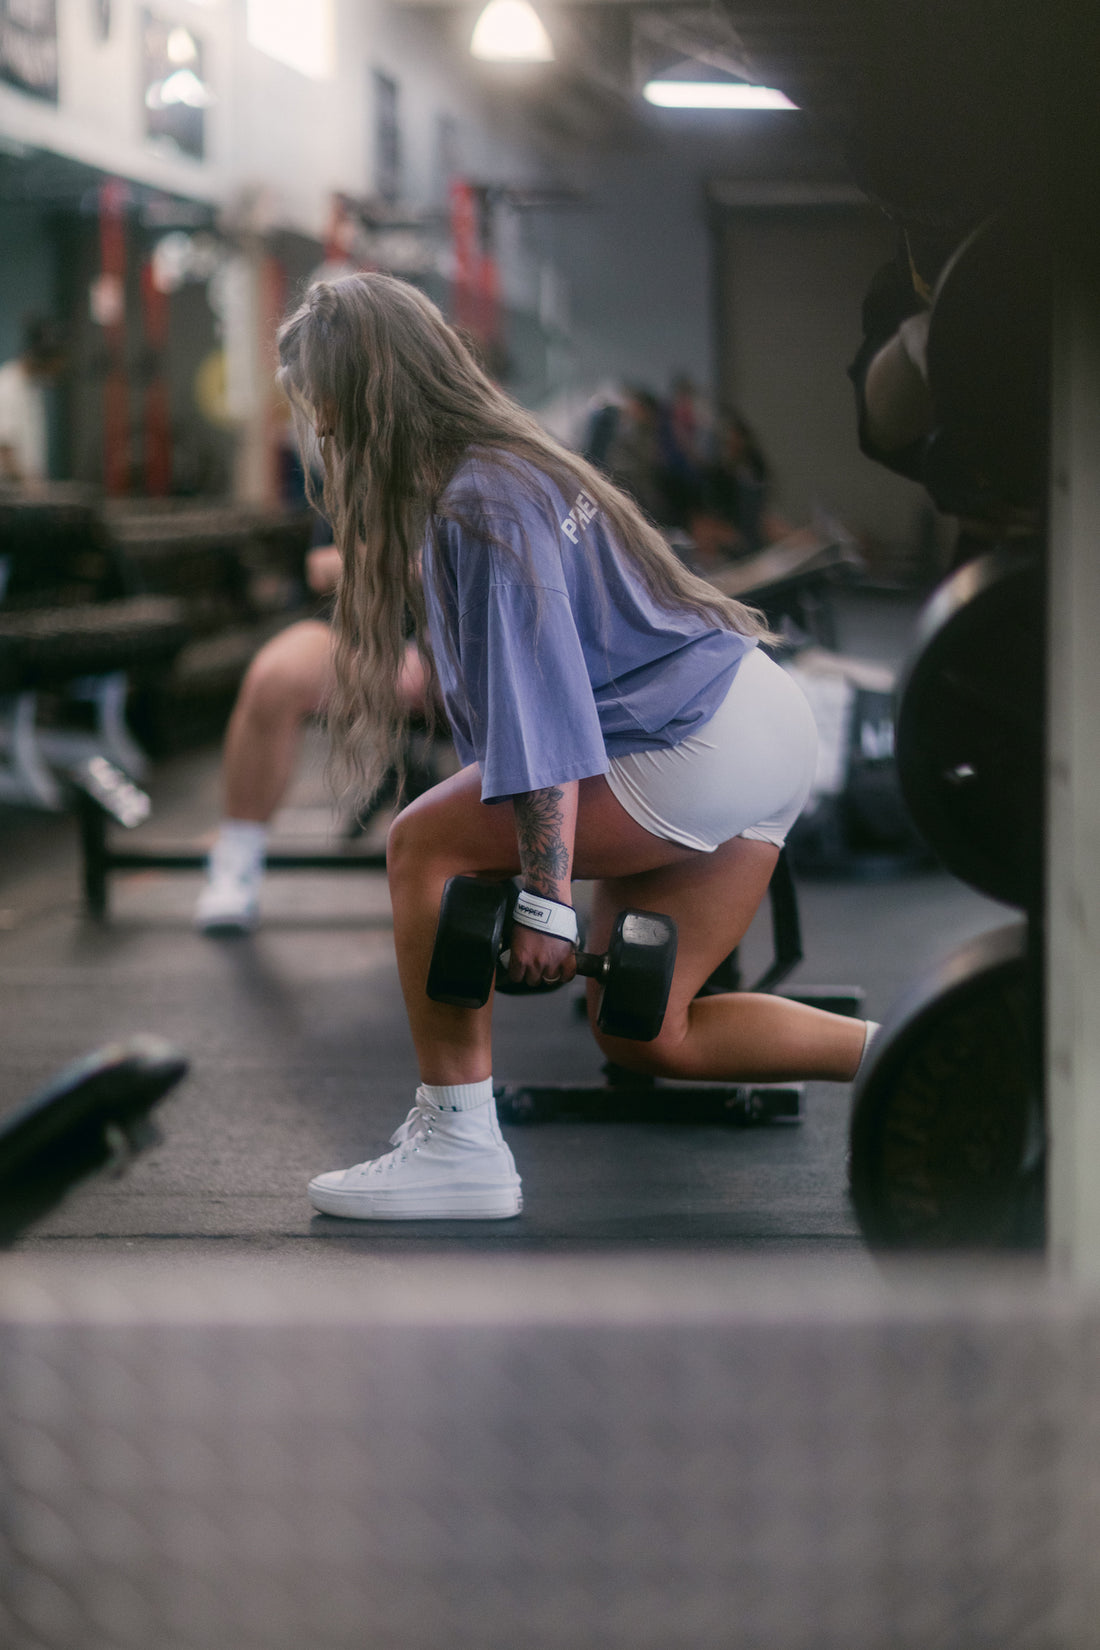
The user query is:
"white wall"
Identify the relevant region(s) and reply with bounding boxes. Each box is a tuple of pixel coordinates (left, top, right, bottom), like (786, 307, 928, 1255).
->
(542, 140, 715, 406)
(0, 0, 235, 206)
(531, 110, 859, 425)
(0, 0, 556, 255)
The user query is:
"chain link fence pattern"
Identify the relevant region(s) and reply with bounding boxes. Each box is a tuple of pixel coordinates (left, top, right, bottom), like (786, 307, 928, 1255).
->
(1, 1258, 1097, 1649)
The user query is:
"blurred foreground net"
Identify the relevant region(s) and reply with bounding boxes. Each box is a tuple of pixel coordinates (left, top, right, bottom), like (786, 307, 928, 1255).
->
(0, 1256, 1096, 1649)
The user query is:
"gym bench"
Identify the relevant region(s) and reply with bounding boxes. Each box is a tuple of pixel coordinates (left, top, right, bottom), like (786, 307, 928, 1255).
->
(72, 755, 389, 920)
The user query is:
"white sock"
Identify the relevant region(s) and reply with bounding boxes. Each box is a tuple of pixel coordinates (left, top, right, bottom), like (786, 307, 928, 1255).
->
(855, 1021, 882, 1080)
(215, 819, 268, 865)
(419, 1078, 494, 1113)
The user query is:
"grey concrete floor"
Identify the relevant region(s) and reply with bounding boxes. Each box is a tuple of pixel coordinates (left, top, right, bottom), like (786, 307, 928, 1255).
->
(0, 589, 1011, 1272)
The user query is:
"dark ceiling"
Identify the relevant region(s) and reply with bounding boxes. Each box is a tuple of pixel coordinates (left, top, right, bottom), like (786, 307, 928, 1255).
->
(727, 0, 1099, 236)
(454, 0, 1098, 238)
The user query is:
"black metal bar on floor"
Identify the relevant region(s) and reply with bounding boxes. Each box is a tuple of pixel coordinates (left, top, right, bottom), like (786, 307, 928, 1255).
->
(102, 847, 386, 872)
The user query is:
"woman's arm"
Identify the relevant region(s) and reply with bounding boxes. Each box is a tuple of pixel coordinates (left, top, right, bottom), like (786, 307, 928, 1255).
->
(305, 543, 343, 593)
(507, 781, 580, 986)
(514, 782, 577, 901)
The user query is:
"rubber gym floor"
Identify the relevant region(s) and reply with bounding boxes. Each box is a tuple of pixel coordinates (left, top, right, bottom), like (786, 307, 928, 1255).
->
(0, 587, 1009, 1273)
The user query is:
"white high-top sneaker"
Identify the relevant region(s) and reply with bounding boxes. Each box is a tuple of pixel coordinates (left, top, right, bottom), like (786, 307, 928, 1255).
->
(308, 1087, 523, 1220)
(195, 823, 266, 934)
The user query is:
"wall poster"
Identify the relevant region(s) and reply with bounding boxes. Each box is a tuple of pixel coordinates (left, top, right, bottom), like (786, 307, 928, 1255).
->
(0, 0, 59, 102)
(143, 9, 210, 162)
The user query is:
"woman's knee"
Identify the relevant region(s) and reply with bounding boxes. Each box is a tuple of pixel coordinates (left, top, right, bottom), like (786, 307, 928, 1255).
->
(238, 627, 332, 725)
(589, 1004, 693, 1078)
(385, 802, 421, 873)
(386, 791, 450, 884)
(387, 775, 518, 888)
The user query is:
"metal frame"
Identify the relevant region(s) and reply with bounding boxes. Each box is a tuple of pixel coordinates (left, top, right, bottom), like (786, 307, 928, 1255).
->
(74, 773, 386, 919)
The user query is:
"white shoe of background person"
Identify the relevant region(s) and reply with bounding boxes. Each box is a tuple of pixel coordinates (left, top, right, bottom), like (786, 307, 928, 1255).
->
(307, 1081, 523, 1220)
(194, 819, 267, 935)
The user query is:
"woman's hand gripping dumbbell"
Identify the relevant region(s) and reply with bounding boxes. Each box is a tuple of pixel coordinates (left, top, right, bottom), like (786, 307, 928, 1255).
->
(426, 877, 678, 1041)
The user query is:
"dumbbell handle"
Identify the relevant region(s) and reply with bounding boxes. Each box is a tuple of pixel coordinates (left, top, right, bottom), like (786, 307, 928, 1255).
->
(499, 944, 608, 981)
(508, 923, 669, 985)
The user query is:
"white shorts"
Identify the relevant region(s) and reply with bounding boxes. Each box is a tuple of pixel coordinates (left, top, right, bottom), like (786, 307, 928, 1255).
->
(605, 646, 818, 851)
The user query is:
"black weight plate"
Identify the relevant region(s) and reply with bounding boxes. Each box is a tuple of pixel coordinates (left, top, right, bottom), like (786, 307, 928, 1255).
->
(926, 213, 1050, 513)
(426, 876, 511, 1010)
(0, 1034, 189, 1245)
(894, 548, 1043, 908)
(596, 910, 677, 1041)
(848, 923, 1042, 1251)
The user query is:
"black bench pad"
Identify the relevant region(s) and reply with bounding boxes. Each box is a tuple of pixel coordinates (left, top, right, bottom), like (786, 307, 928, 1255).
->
(0, 596, 188, 691)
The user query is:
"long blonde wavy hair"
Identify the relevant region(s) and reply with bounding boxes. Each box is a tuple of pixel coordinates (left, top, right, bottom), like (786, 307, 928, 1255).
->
(276, 271, 773, 800)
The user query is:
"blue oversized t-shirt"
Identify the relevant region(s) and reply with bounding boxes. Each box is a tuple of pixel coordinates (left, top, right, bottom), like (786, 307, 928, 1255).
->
(423, 452, 754, 804)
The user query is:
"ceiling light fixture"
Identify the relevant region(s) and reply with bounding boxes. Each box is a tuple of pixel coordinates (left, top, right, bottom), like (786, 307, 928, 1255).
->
(145, 67, 215, 110)
(470, 0, 554, 63)
(644, 81, 797, 110)
(246, 0, 335, 79)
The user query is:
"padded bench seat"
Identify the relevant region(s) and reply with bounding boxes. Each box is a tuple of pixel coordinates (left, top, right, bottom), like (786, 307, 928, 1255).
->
(0, 596, 188, 693)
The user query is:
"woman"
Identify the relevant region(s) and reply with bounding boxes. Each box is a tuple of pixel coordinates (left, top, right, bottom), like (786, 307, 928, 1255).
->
(194, 543, 431, 935)
(277, 273, 877, 1221)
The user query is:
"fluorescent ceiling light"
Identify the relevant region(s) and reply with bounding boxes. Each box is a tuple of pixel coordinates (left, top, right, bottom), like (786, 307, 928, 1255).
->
(247, 0, 335, 79)
(146, 68, 214, 110)
(471, 0, 554, 62)
(166, 28, 198, 66)
(644, 81, 797, 109)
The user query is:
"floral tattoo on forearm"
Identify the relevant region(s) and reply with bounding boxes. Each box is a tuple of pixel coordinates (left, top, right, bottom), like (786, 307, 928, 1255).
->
(514, 786, 571, 898)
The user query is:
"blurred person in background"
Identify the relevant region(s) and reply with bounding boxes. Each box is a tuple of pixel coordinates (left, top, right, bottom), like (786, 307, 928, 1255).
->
(695, 408, 798, 565)
(583, 384, 667, 524)
(194, 537, 433, 935)
(657, 372, 713, 531)
(0, 318, 65, 488)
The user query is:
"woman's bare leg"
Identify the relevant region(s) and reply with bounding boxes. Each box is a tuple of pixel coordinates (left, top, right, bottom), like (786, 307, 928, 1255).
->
(386, 767, 522, 1085)
(220, 619, 335, 822)
(202, 628, 431, 935)
(386, 767, 866, 1088)
(220, 625, 430, 821)
(584, 838, 864, 1083)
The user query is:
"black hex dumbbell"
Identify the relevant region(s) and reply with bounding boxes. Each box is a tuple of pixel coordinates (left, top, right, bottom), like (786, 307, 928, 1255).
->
(426, 876, 677, 1041)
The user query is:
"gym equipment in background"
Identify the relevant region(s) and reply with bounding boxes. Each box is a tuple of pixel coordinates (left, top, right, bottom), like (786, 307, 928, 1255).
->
(708, 533, 862, 654)
(923, 211, 1050, 521)
(848, 924, 1042, 1251)
(852, 542, 1046, 1249)
(781, 648, 928, 878)
(842, 200, 1050, 1251)
(711, 536, 929, 878)
(894, 544, 1042, 910)
(0, 1034, 189, 1246)
(0, 498, 188, 809)
(72, 756, 388, 920)
(69, 725, 447, 918)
